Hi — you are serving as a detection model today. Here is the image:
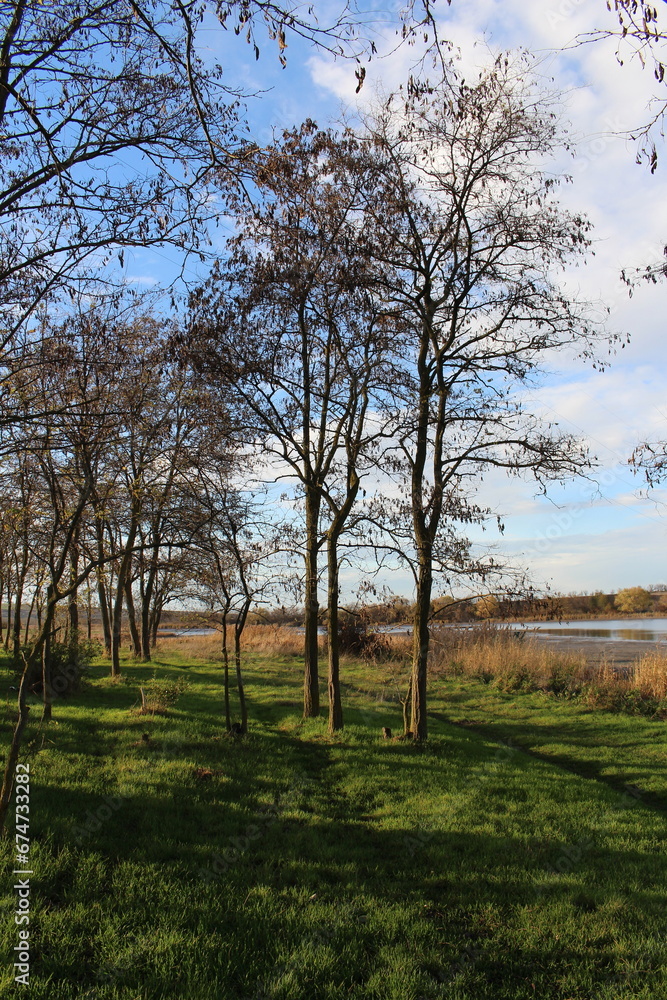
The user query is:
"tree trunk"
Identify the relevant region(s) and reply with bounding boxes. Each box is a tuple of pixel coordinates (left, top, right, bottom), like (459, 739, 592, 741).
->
(140, 581, 152, 660)
(68, 538, 80, 640)
(97, 575, 112, 655)
(234, 629, 248, 735)
(410, 551, 432, 741)
(326, 533, 343, 733)
(140, 555, 160, 660)
(111, 517, 138, 676)
(95, 523, 112, 654)
(4, 579, 12, 652)
(222, 618, 231, 733)
(12, 592, 22, 657)
(12, 555, 27, 659)
(124, 579, 141, 656)
(23, 588, 37, 644)
(86, 583, 92, 641)
(110, 587, 124, 677)
(407, 325, 435, 743)
(111, 549, 132, 675)
(402, 676, 413, 736)
(303, 488, 320, 717)
(41, 617, 52, 723)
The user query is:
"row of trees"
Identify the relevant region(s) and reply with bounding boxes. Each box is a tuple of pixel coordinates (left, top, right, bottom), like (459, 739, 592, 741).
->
(0, 307, 289, 828)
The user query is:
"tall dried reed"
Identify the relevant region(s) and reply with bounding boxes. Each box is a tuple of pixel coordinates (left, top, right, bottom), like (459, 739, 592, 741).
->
(631, 652, 667, 700)
(154, 624, 316, 660)
(428, 625, 667, 713)
(429, 625, 591, 694)
(239, 625, 317, 657)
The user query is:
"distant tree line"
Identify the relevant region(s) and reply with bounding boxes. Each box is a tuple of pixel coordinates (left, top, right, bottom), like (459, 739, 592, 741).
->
(255, 585, 667, 629)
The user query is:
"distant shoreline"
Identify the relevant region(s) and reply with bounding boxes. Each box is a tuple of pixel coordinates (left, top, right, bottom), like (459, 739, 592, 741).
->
(490, 613, 667, 624)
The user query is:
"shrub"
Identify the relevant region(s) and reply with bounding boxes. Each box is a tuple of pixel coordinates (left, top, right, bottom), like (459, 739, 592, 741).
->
(137, 675, 190, 715)
(336, 617, 392, 661)
(50, 637, 100, 694)
(16, 635, 100, 696)
(475, 595, 500, 619)
(614, 587, 652, 614)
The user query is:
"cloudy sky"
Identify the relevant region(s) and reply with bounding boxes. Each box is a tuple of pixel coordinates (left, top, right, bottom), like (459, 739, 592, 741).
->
(133, 1, 667, 597)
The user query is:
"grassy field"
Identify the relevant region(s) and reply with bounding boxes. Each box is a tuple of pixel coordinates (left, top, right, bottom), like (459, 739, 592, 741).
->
(1, 641, 667, 999)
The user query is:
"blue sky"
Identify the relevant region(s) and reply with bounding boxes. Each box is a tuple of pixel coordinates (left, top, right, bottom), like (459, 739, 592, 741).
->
(125, 1, 667, 597)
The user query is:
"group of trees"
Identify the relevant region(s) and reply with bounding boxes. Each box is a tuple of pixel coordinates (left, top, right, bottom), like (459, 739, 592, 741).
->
(1, 304, 281, 666)
(186, 61, 608, 740)
(0, 305, 284, 829)
(0, 54, 603, 769)
(2, 0, 667, 834)
(0, 0, 448, 831)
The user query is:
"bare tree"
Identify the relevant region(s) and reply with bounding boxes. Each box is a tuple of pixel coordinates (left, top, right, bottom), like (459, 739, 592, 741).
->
(186, 468, 279, 735)
(188, 124, 395, 723)
(349, 60, 607, 739)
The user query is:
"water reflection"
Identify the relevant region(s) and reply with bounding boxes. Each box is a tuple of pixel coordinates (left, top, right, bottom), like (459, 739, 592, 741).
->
(527, 627, 663, 641)
(515, 618, 667, 642)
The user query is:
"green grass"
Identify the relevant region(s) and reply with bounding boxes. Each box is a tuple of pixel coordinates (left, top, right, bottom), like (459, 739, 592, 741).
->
(1, 649, 667, 998)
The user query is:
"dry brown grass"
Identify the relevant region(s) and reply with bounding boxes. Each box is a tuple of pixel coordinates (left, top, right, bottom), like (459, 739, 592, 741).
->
(153, 631, 222, 660)
(430, 626, 591, 693)
(428, 625, 667, 714)
(631, 651, 667, 700)
(153, 624, 317, 660)
(240, 624, 318, 656)
(376, 631, 412, 663)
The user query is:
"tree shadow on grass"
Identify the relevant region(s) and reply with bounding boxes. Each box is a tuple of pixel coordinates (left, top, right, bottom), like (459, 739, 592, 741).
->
(429, 709, 667, 813)
(7, 660, 667, 999)
(25, 810, 667, 999)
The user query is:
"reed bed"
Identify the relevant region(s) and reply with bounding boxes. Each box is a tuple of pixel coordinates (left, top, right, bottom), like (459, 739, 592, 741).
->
(429, 625, 667, 715)
(240, 625, 318, 656)
(430, 626, 591, 691)
(154, 624, 318, 660)
(631, 651, 667, 700)
(153, 631, 222, 660)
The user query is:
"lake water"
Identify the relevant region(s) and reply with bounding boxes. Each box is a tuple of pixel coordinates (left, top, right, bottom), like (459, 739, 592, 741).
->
(157, 628, 217, 636)
(158, 618, 667, 645)
(381, 619, 667, 640)
(380, 619, 667, 645)
(509, 618, 667, 643)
